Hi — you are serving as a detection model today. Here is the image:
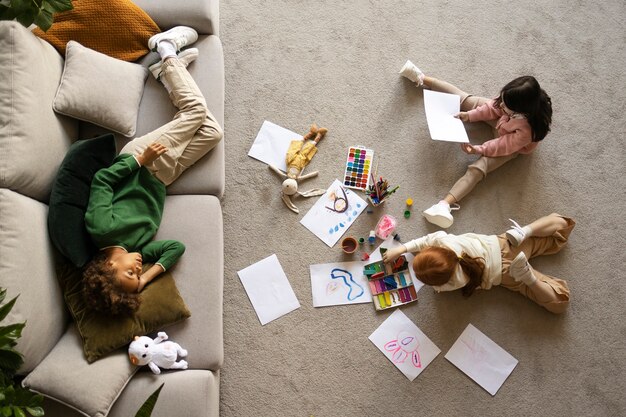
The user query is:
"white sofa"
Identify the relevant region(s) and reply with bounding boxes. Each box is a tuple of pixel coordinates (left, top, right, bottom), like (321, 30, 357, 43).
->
(0, 1, 224, 415)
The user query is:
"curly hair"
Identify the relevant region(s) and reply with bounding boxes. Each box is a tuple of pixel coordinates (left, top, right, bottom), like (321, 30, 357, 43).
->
(412, 246, 485, 297)
(82, 252, 141, 315)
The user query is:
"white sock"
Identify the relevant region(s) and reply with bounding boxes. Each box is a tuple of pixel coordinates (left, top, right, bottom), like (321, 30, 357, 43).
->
(157, 40, 177, 60)
(522, 225, 533, 237)
(438, 200, 449, 207)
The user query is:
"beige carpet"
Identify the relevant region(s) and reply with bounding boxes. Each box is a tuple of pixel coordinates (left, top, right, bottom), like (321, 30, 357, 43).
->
(219, 1, 626, 415)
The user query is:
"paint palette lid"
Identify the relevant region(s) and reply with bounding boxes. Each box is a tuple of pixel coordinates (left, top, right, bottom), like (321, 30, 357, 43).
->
(343, 146, 374, 190)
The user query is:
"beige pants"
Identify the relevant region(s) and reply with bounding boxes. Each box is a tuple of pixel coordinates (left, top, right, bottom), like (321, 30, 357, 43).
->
(120, 59, 223, 185)
(428, 77, 518, 202)
(498, 215, 575, 314)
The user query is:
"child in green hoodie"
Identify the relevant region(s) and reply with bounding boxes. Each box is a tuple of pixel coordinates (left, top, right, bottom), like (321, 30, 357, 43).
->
(82, 26, 223, 315)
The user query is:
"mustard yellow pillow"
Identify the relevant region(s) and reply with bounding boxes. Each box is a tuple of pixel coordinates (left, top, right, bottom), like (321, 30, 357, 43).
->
(33, 0, 160, 61)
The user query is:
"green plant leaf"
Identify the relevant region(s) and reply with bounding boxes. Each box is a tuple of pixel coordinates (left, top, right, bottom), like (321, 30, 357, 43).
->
(13, 406, 26, 417)
(25, 407, 44, 417)
(0, 296, 18, 323)
(0, 290, 5, 305)
(134, 383, 164, 417)
(1, 406, 11, 417)
(0, 323, 25, 341)
(33, 8, 53, 31)
(45, 0, 73, 13)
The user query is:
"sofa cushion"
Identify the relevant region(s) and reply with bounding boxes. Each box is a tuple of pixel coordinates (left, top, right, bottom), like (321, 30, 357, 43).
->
(151, 195, 224, 370)
(33, 0, 160, 62)
(0, 21, 77, 203)
(56, 259, 191, 363)
(48, 134, 116, 268)
(133, 0, 220, 36)
(22, 326, 137, 417)
(0, 189, 67, 374)
(54, 41, 148, 137)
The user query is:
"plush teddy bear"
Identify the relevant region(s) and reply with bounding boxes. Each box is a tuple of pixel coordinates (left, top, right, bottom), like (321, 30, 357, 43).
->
(128, 332, 188, 375)
(269, 123, 328, 213)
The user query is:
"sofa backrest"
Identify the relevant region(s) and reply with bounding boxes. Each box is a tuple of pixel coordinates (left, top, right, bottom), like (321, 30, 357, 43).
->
(0, 22, 78, 203)
(131, 0, 220, 36)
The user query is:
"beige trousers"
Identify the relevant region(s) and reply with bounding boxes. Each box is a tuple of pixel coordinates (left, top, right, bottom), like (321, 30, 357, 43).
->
(498, 215, 575, 314)
(427, 77, 518, 202)
(120, 59, 223, 185)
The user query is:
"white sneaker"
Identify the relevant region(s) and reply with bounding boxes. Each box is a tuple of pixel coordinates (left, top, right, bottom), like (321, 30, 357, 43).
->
(399, 60, 424, 86)
(509, 252, 537, 286)
(149, 48, 199, 80)
(422, 201, 459, 228)
(148, 26, 198, 52)
(505, 218, 528, 247)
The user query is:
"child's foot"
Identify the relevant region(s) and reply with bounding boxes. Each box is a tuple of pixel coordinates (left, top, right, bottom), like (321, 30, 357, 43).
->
(509, 252, 537, 286)
(149, 48, 200, 80)
(505, 218, 532, 247)
(399, 60, 424, 86)
(422, 201, 459, 228)
(148, 26, 199, 52)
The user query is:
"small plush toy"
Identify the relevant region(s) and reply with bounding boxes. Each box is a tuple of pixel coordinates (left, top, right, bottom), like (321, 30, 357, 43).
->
(269, 123, 328, 214)
(128, 332, 188, 375)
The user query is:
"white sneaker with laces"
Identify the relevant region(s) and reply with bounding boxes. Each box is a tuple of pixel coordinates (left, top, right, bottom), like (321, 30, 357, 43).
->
(399, 60, 424, 86)
(505, 218, 530, 247)
(422, 201, 459, 229)
(509, 252, 537, 286)
(148, 26, 199, 52)
(149, 48, 200, 80)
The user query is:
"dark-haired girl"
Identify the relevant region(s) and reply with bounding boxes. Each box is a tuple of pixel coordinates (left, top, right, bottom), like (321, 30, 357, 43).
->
(381, 213, 574, 314)
(399, 60, 553, 229)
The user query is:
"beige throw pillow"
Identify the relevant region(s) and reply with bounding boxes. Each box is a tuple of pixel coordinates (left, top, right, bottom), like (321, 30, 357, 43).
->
(53, 41, 148, 137)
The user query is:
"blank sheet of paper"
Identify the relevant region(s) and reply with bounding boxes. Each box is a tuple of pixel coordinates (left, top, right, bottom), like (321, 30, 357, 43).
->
(237, 254, 301, 325)
(247, 120, 302, 171)
(445, 324, 518, 396)
(423, 89, 469, 143)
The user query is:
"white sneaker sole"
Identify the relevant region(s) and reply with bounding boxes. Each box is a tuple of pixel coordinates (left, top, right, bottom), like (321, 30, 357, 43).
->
(422, 210, 453, 228)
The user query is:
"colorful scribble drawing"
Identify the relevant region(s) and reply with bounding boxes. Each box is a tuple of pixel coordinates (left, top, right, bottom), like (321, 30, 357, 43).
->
(384, 331, 422, 368)
(330, 268, 364, 301)
(327, 187, 362, 235)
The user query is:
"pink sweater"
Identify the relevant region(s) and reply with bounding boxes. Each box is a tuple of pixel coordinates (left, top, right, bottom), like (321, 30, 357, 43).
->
(468, 100, 537, 157)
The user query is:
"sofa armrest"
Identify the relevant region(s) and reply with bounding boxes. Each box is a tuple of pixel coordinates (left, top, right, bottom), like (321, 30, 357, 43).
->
(131, 0, 220, 36)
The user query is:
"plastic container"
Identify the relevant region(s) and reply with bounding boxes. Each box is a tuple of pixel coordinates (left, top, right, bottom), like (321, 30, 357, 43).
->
(375, 214, 398, 240)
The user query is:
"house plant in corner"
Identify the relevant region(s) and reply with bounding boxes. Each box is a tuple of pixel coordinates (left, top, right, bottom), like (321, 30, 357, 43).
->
(0, 288, 44, 417)
(0, 0, 73, 31)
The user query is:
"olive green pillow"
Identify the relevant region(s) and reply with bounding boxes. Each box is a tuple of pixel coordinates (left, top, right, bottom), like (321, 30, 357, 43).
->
(55, 258, 191, 363)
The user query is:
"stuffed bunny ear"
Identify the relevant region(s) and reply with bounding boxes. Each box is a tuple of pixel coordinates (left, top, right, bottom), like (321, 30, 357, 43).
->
(298, 188, 326, 198)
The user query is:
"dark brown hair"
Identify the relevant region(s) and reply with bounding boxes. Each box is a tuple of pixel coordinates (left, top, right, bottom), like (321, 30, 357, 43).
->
(82, 252, 141, 315)
(493, 75, 552, 142)
(412, 246, 485, 297)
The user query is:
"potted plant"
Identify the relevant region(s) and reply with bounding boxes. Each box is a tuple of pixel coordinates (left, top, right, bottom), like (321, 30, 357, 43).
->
(0, 0, 73, 32)
(0, 288, 44, 417)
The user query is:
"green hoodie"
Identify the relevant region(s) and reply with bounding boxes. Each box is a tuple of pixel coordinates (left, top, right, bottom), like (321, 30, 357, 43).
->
(85, 154, 184, 270)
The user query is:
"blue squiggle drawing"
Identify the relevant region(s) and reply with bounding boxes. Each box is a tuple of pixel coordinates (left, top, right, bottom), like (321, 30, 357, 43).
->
(330, 268, 364, 301)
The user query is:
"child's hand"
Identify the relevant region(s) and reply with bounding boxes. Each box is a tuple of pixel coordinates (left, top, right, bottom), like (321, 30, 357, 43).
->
(454, 112, 470, 122)
(136, 142, 168, 166)
(382, 246, 405, 264)
(460, 143, 478, 154)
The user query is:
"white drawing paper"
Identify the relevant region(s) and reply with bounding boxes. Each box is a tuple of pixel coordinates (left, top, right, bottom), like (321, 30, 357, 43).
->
(371, 238, 425, 294)
(423, 89, 469, 143)
(300, 179, 367, 247)
(369, 309, 441, 381)
(237, 254, 301, 325)
(247, 120, 302, 171)
(310, 261, 372, 307)
(445, 324, 518, 396)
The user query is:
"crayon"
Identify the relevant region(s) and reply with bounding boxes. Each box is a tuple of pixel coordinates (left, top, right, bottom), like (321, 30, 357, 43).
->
(384, 291, 392, 306)
(369, 281, 378, 295)
(408, 285, 418, 300)
(378, 293, 386, 308)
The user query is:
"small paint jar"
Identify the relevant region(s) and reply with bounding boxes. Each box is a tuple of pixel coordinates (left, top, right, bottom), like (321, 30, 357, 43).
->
(368, 230, 376, 244)
(404, 210, 411, 219)
(405, 198, 413, 207)
(341, 236, 358, 254)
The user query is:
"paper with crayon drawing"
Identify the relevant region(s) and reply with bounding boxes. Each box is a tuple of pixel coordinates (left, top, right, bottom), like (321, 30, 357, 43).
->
(310, 261, 372, 307)
(445, 324, 518, 396)
(300, 179, 367, 247)
(237, 254, 300, 325)
(369, 310, 441, 381)
(423, 90, 469, 143)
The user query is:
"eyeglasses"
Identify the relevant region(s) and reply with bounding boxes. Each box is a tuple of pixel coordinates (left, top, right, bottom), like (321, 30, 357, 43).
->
(326, 186, 349, 213)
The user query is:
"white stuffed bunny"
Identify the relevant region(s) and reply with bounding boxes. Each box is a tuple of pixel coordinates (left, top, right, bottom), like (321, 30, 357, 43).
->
(128, 332, 188, 374)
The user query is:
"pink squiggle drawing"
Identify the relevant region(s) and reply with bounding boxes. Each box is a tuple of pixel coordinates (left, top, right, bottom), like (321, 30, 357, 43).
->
(384, 331, 421, 368)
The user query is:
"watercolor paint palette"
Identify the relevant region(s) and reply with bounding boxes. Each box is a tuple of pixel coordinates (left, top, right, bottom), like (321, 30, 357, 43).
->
(363, 255, 418, 310)
(343, 146, 374, 190)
